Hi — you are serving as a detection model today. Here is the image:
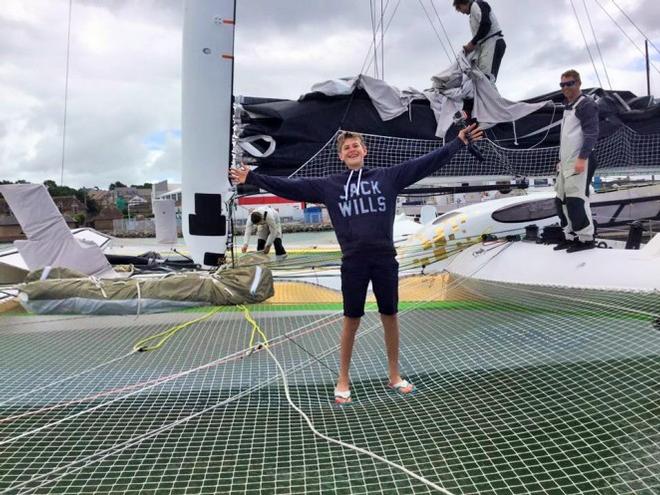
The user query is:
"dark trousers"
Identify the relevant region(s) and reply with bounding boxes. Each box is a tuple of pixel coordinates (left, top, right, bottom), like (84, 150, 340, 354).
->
(464, 38, 506, 117)
(491, 38, 506, 80)
(257, 237, 286, 255)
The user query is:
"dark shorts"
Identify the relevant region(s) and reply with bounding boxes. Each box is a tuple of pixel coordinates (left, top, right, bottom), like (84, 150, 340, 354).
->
(341, 256, 399, 318)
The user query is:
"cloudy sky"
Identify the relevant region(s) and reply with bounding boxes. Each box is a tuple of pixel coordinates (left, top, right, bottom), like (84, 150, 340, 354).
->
(1, 0, 659, 189)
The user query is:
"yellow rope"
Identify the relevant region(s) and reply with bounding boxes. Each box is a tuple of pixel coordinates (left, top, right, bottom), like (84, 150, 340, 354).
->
(237, 304, 269, 349)
(133, 305, 268, 353)
(133, 307, 223, 352)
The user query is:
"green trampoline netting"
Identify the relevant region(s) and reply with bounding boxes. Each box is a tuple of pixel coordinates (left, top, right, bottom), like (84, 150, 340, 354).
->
(1, 275, 659, 494)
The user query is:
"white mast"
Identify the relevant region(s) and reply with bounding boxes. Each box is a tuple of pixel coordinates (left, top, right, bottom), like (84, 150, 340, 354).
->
(181, 0, 235, 267)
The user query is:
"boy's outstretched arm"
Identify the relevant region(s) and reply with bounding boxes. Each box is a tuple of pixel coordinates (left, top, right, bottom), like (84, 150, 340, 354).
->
(230, 164, 325, 204)
(389, 124, 484, 190)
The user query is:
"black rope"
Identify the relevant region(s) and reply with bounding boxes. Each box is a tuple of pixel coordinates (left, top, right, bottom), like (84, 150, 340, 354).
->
(281, 331, 339, 376)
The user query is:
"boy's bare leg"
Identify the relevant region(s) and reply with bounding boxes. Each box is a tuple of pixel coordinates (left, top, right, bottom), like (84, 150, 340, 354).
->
(335, 316, 361, 392)
(381, 313, 402, 384)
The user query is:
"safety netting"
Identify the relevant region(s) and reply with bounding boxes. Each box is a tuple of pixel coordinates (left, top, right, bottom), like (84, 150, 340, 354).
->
(288, 126, 660, 181)
(1, 263, 659, 494)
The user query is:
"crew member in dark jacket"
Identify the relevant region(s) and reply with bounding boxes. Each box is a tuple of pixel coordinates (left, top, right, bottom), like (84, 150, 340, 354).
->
(230, 124, 483, 404)
(554, 69, 599, 253)
(454, 0, 506, 82)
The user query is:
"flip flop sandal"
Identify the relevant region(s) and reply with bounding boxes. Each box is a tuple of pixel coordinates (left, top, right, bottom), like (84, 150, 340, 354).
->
(334, 388, 352, 406)
(387, 379, 415, 395)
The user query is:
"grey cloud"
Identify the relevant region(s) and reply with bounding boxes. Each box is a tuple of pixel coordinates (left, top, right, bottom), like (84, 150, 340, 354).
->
(78, 0, 183, 27)
(623, 0, 660, 38)
(2, 0, 659, 189)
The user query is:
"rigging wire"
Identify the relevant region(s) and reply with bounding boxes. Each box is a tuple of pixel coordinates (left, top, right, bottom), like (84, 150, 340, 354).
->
(608, 0, 660, 57)
(360, 0, 401, 76)
(417, 0, 453, 64)
(583, 0, 613, 89)
(569, 0, 604, 88)
(367, 0, 376, 76)
(593, 0, 660, 76)
(369, 0, 382, 79)
(381, 0, 385, 79)
(430, 0, 456, 55)
(60, 0, 73, 186)
(370, 0, 379, 78)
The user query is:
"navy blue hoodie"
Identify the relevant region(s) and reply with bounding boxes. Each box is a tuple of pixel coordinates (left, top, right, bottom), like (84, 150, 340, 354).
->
(245, 138, 464, 258)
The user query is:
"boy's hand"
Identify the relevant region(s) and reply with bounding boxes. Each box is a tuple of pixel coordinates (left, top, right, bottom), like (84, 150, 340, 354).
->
(230, 164, 250, 184)
(458, 123, 484, 145)
(241, 244, 248, 253)
(574, 158, 586, 174)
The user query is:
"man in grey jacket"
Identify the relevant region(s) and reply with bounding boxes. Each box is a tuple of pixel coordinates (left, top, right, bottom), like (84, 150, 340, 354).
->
(554, 69, 599, 253)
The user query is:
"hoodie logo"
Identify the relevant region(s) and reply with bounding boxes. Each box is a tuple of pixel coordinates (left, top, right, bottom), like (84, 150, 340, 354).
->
(338, 180, 386, 217)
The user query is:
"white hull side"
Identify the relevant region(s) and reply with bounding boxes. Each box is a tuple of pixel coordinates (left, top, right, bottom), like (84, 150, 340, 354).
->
(446, 235, 660, 292)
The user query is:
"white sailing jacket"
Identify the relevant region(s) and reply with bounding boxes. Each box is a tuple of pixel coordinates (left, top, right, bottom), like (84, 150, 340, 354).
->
(559, 94, 599, 178)
(243, 206, 282, 247)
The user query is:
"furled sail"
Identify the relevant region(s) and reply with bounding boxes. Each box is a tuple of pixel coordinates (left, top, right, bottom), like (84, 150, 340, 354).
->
(236, 57, 660, 180)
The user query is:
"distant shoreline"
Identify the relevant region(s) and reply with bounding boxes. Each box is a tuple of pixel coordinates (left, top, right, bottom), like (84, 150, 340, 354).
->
(109, 223, 335, 238)
(0, 224, 335, 243)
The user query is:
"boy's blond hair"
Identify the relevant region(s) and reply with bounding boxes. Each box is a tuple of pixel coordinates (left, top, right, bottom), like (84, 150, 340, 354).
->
(336, 131, 366, 153)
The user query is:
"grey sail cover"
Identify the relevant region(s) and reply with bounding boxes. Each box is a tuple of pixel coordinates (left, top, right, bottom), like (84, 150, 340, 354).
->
(432, 52, 550, 135)
(310, 53, 549, 138)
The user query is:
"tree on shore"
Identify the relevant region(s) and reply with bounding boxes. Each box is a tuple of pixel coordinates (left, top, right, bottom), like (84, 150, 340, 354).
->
(109, 181, 127, 191)
(0, 179, 29, 185)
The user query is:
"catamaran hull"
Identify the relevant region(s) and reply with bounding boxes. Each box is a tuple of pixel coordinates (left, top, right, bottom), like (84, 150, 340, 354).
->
(445, 235, 660, 292)
(396, 185, 660, 270)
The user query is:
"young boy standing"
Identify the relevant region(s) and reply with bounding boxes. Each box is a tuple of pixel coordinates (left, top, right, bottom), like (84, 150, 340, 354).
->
(230, 124, 482, 404)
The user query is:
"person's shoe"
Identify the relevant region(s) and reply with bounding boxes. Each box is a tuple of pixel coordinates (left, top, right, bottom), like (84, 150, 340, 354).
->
(275, 254, 288, 261)
(553, 239, 575, 251)
(566, 240, 596, 253)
